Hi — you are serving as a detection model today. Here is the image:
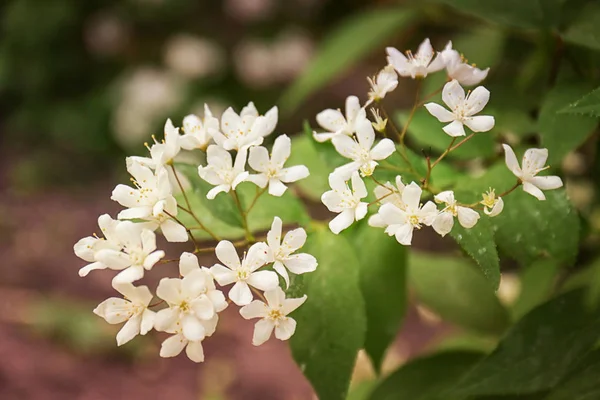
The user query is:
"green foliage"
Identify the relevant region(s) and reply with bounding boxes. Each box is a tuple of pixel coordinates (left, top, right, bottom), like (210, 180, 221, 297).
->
(450, 290, 600, 397)
(545, 349, 600, 400)
(559, 86, 600, 118)
(563, 3, 600, 51)
(538, 82, 598, 165)
(280, 8, 415, 112)
(351, 222, 407, 373)
(368, 351, 485, 400)
(512, 259, 559, 320)
(409, 252, 510, 335)
(290, 225, 366, 400)
(286, 132, 330, 201)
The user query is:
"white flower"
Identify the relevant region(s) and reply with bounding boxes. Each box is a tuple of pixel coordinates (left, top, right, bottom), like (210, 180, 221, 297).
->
(321, 171, 368, 234)
(372, 182, 437, 245)
(503, 144, 563, 200)
(367, 65, 398, 104)
(212, 102, 278, 150)
(179, 104, 220, 150)
(431, 190, 480, 236)
(441, 41, 489, 86)
(386, 38, 445, 79)
(158, 314, 219, 363)
(424, 79, 495, 137)
(332, 115, 395, 178)
(370, 108, 387, 133)
(425, 80, 494, 137)
(480, 188, 504, 216)
(368, 176, 406, 228)
(145, 119, 182, 168)
(247, 134, 310, 196)
(210, 240, 278, 306)
(93, 283, 156, 346)
(265, 217, 317, 288)
(197, 145, 249, 199)
(314, 95, 366, 143)
(179, 252, 229, 312)
(75, 214, 122, 277)
(240, 287, 306, 346)
(94, 222, 165, 284)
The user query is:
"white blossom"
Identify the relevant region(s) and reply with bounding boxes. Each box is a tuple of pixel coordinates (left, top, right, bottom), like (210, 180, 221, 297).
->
(210, 241, 278, 306)
(367, 65, 398, 105)
(441, 41, 489, 86)
(247, 134, 310, 196)
(332, 115, 396, 178)
(144, 119, 182, 168)
(480, 188, 504, 216)
(314, 95, 366, 143)
(212, 102, 278, 150)
(368, 176, 406, 228)
(371, 182, 437, 245)
(386, 38, 445, 79)
(503, 144, 563, 200)
(432, 190, 480, 237)
(424, 79, 495, 137)
(321, 171, 368, 234)
(75, 214, 122, 277)
(94, 222, 165, 284)
(93, 283, 156, 346)
(240, 287, 306, 346)
(179, 104, 220, 150)
(265, 217, 317, 288)
(370, 108, 387, 133)
(198, 145, 249, 199)
(158, 315, 219, 363)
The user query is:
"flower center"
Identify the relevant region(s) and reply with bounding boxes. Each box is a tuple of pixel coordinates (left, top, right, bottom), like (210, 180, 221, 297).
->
(408, 214, 421, 228)
(481, 189, 497, 208)
(267, 308, 284, 321)
(129, 249, 146, 266)
(236, 269, 250, 281)
(179, 300, 191, 313)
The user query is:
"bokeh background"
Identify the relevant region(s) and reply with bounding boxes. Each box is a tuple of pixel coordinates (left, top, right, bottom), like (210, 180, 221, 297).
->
(1, 0, 598, 399)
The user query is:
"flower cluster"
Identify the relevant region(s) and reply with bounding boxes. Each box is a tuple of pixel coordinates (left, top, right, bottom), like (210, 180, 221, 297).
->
(316, 38, 564, 244)
(75, 102, 316, 362)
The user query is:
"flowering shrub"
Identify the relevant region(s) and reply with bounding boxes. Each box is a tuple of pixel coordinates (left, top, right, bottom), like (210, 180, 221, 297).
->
(74, 14, 600, 400)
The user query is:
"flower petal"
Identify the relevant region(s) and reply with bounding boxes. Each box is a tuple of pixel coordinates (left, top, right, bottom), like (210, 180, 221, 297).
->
(229, 281, 253, 306)
(247, 270, 279, 291)
(402, 182, 423, 210)
(442, 80, 465, 110)
(273, 261, 290, 288)
(443, 120, 466, 137)
(156, 278, 183, 304)
(215, 240, 241, 270)
(355, 117, 375, 150)
(248, 146, 270, 173)
(282, 295, 307, 314)
(432, 212, 454, 237)
(240, 300, 269, 320)
(182, 314, 206, 341)
(268, 178, 288, 197)
(275, 318, 297, 341)
(464, 115, 494, 132)
(282, 228, 307, 253)
(502, 144, 522, 177)
(267, 216, 283, 250)
(209, 264, 237, 286)
(351, 172, 368, 198)
(279, 165, 309, 183)
(316, 109, 345, 133)
(370, 139, 396, 160)
(252, 319, 275, 346)
(185, 340, 205, 363)
(116, 315, 141, 346)
(523, 148, 549, 172)
(179, 252, 199, 277)
(329, 209, 354, 234)
(160, 334, 187, 358)
(465, 86, 490, 115)
(457, 207, 480, 228)
(191, 296, 215, 320)
(112, 265, 145, 284)
(394, 224, 414, 245)
(530, 175, 563, 190)
(271, 134, 291, 168)
(161, 219, 188, 243)
(424, 103, 455, 123)
(332, 135, 361, 160)
(523, 182, 546, 200)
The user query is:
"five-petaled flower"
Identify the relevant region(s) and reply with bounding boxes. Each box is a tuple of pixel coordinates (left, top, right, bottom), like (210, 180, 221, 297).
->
(432, 190, 480, 237)
(74, 214, 122, 277)
(321, 171, 369, 234)
(441, 41, 489, 86)
(240, 287, 307, 346)
(425, 79, 495, 137)
(386, 38, 445, 79)
(503, 144, 563, 200)
(366, 65, 398, 105)
(179, 104, 219, 151)
(314, 95, 366, 143)
(247, 134, 310, 196)
(198, 145, 249, 199)
(212, 102, 278, 151)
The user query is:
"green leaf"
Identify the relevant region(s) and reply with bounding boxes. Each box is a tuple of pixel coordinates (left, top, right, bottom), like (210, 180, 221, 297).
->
(559, 86, 600, 118)
(368, 351, 485, 400)
(434, 0, 567, 29)
(545, 349, 600, 400)
(290, 226, 366, 400)
(280, 9, 415, 113)
(451, 290, 600, 397)
(397, 109, 495, 160)
(351, 222, 407, 373)
(563, 3, 600, 52)
(538, 82, 598, 165)
(409, 252, 510, 335)
(512, 259, 559, 320)
(451, 215, 501, 290)
(286, 132, 330, 201)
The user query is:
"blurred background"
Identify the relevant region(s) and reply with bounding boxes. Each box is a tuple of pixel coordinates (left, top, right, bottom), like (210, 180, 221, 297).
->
(1, 0, 598, 398)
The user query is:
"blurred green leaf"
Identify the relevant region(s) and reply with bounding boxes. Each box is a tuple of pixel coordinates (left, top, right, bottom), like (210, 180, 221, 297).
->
(558, 86, 600, 118)
(450, 290, 600, 397)
(409, 252, 510, 335)
(434, 333, 498, 354)
(347, 380, 377, 400)
(287, 131, 330, 201)
(451, 215, 501, 290)
(545, 349, 600, 400)
(368, 350, 485, 400)
(512, 259, 559, 320)
(351, 221, 407, 373)
(280, 9, 415, 112)
(291, 225, 366, 400)
(563, 3, 600, 51)
(539, 82, 598, 165)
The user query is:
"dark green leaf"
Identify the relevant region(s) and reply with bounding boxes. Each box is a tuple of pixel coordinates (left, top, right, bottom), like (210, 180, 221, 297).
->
(512, 259, 559, 320)
(559, 86, 600, 118)
(291, 225, 366, 400)
(545, 349, 600, 400)
(539, 82, 598, 165)
(563, 3, 600, 52)
(280, 9, 415, 112)
(451, 290, 600, 396)
(409, 252, 510, 335)
(368, 351, 485, 400)
(352, 222, 407, 373)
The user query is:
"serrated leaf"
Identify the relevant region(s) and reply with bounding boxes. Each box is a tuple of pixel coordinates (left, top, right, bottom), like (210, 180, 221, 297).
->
(559, 86, 600, 118)
(450, 215, 501, 290)
(545, 349, 600, 400)
(290, 226, 366, 400)
(512, 259, 559, 320)
(563, 3, 600, 52)
(280, 9, 415, 113)
(409, 252, 510, 335)
(539, 83, 598, 165)
(351, 222, 407, 373)
(451, 290, 600, 397)
(368, 351, 485, 400)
